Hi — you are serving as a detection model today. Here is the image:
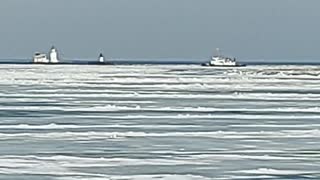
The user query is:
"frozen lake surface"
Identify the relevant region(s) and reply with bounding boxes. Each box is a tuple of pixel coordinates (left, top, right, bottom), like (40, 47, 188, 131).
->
(0, 64, 320, 179)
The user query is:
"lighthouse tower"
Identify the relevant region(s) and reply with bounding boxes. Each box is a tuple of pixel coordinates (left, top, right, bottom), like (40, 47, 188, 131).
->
(49, 46, 59, 63)
(98, 53, 105, 63)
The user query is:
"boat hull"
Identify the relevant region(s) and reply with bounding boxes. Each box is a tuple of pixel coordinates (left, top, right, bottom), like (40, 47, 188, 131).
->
(201, 63, 246, 67)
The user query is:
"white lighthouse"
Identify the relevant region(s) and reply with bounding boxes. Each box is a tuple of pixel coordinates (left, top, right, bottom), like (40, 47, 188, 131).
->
(98, 53, 105, 63)
(49, 46, 59, 63)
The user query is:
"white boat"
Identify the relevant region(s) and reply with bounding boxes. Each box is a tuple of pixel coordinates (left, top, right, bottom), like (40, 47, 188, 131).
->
(33, 52, 49, 63)
(202, 48, 245, 67)
(33, 46, 60, 64)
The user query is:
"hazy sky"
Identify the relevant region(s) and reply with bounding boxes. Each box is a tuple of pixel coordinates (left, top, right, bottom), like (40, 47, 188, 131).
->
(0, 0, 320, 61)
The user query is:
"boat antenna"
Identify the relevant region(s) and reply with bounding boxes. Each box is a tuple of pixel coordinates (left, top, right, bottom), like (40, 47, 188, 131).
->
(216, 48, 221, 57)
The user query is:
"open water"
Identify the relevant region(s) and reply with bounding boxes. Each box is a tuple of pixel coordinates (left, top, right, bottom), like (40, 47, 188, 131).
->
(0, 64, 320, 179)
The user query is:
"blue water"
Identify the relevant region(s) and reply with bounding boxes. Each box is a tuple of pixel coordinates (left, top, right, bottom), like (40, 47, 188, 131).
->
(0, 64, 320, 179)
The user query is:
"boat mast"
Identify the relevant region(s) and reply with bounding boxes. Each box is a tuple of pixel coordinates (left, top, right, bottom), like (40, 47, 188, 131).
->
(216, 48, 221, 57)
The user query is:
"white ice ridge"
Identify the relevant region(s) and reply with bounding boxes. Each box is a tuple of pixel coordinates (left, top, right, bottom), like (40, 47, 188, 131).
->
(0, 155, 211, 179)
(57, 174, 211, 180)
(0, 123, 201, 130)
(0, 129, 320, 140)
(0, 155, 207, 167)
(1, 105, 320, 113)
(0, 154, 313, 180)
(3, 92, 320, 102)
(236, 168, 317, 175)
